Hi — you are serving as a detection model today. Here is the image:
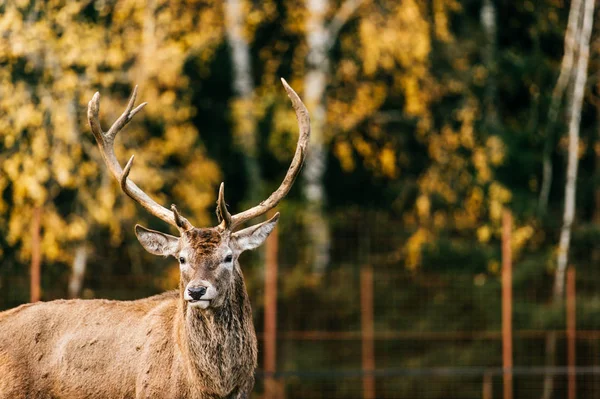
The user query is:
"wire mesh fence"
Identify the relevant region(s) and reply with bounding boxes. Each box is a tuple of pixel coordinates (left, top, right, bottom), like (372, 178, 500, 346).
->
(249, 270, 600, 399)
(244, 208, 600, 398)
(254, 367, 600, 398)
(3, 211, 600, 398)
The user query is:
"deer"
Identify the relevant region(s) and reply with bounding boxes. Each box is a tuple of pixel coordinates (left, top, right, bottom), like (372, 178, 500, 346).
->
(0, 78, 310, 399)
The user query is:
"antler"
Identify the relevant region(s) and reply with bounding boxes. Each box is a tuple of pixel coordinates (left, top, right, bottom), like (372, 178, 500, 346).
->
(218, 78, 310, 230)
(88, 86, 193, 231)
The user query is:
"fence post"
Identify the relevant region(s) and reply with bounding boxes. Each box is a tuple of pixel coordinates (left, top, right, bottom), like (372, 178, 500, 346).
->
(361, 264, 376, 399)
(483, 371, 493, 399)
(30, 206, 42, 303)
(567, 266, 576, 399)
(264, 213, 279, 399)
(502, 210, 513, 399)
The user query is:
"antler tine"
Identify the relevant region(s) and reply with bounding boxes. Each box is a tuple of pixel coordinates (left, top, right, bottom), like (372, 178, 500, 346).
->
(171, 204, 193, 231)
(217, 182, 232, 229)
(106, 86, 147, 140)
(88, 87, 192, 231)
(226, 78, 310, 230)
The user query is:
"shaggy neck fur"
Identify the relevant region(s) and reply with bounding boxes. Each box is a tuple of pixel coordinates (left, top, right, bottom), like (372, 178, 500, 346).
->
(176, 265, 257, 397)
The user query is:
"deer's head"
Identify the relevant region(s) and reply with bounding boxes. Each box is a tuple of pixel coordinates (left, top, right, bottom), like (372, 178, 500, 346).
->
(133, 210, 279, 309)
(88, 79, 309, 310)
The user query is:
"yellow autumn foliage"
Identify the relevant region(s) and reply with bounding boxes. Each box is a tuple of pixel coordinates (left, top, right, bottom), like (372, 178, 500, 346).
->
(0, 0, 523, 277)
(405, 227, 432, 270)
(0, 0, 223, 265)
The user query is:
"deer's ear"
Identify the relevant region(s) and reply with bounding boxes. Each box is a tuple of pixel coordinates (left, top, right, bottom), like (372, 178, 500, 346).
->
(135, 225, 179, 257)
(232, 213, 279, 253)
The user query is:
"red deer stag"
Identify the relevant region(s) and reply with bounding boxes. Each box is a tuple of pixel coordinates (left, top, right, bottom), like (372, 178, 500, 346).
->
(0, 78, 309, 399)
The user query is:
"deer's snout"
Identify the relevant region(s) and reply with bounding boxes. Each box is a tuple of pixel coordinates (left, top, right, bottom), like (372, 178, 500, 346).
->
(184, 281, 217, 309)
(187, 286, 207, 300)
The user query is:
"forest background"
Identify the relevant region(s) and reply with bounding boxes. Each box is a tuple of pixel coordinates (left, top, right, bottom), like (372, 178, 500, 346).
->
(1, 0, 600, 398)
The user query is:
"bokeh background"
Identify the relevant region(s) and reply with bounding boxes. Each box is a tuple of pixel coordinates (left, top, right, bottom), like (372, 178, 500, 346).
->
(1, 0, 600, 398)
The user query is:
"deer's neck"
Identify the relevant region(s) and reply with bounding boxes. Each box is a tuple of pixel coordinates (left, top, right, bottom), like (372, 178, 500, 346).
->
(176, 270, 257, 396)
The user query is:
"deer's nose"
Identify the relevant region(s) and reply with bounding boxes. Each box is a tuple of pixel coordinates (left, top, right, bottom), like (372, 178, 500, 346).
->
(187, 286, 207, 300)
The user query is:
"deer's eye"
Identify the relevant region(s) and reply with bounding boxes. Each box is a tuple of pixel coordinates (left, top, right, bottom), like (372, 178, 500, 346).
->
(224, 254, 233, 263)
(179, 257, 186, 264)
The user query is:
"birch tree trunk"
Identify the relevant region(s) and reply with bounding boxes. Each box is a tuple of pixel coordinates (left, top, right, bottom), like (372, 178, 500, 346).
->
(303, 0, 363, 272)
(542, 0, 595, 397)
(224, 0, 262, 203)
(304, 0, 332, 273)
(555, 0, 593, 313)
(67, 96, 88, 300)
(30, 206, 42, 303)
(538, 0, 582, 215)
(142, 0, 157, 74)
(480, 0, 498, 129)
(68, 245, 88, 299)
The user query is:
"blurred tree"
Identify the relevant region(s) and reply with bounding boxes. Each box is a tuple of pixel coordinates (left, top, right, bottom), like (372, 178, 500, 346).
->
(543, 0, 595, 397)
(0, 0, 223, 298)
(538, 0, 582, 215)
(224, 0, 267, 204)
(480, 0, 498, 130)
(302, 0, 366, 272)
(330, 0, 523, 269)
(269, 0, 461, 270)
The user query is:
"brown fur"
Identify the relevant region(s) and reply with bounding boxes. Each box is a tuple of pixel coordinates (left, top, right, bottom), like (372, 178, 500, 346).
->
(186, 229, 222, 255)
(0, 228, 258, 399)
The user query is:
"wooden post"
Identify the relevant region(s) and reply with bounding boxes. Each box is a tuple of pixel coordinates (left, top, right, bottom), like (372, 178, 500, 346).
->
(483, 372, 493, 399)
(361, 264, 376, 399)
(567, 266, 576, 399)
(502, 210, 513, 399)
(264, 213, 279, 399)
(30, 206, 42, 303)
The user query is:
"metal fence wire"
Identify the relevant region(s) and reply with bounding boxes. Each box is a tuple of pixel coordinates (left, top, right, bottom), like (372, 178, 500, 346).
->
(245, 212, 600, 399)
(3, 211, 600, 398)
(250, 264, 600, 398)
